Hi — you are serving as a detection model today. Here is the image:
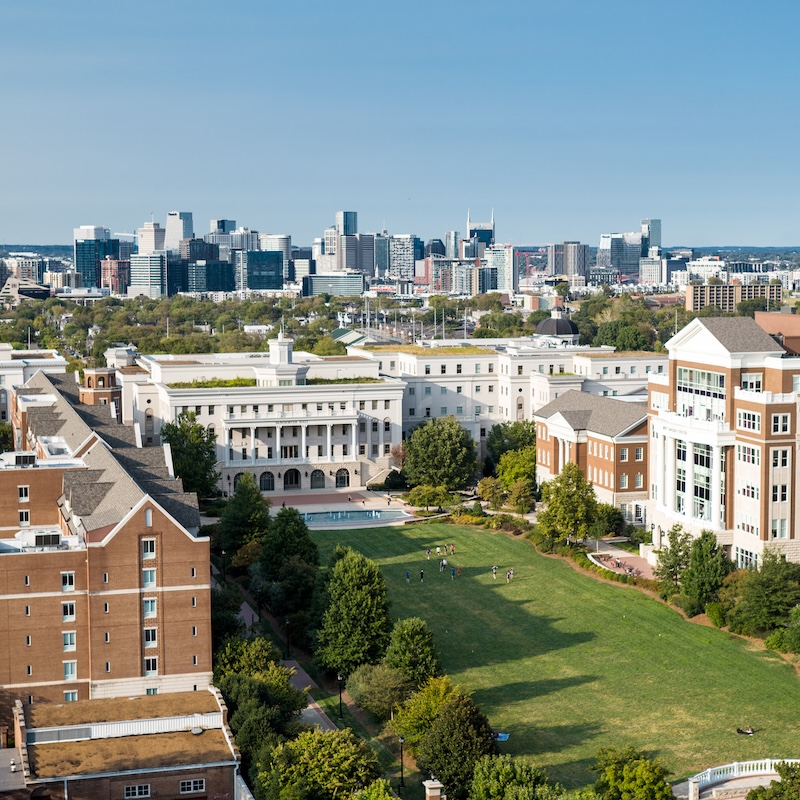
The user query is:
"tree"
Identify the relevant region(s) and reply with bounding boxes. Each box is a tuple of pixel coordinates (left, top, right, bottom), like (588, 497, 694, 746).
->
(477, 477, 506, 510)
(737, 297, 769, 318)
(508, 479, 534, 514)
(404, 416, 478, 490)
(384, 617, 441, 687)
(211, 582, 244, 650)
(408, 484, 453, 511)
(591, 504, 625, 538)
(392, 675, 461, 749)
(536, 463, 597, 543)
(469, 754, 548, 800)
(748, 762, 800, 800)
(681, 530, 734, 615)
(496, 446, 536, 492)
(316, 549, 392, 675)
(214, 636, 280, 681)
(555, 281, 570, 299)
(260, 728, 380, 800)
(417, 694, 498, 800)
(653, 524, 692, 599)
(159, 411, 220, 497)
(592, 746, 672, 800)
(346, 663, 413, 720)
(218, 472, 271, 552)
(486, 421, 536, 464)
(355, 780, 395, 800)
(0, 421, 12, 453)
(312, 336, 346, 356)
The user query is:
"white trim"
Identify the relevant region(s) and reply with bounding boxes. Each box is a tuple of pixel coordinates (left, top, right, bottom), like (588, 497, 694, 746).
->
(0, 585, 209, 602)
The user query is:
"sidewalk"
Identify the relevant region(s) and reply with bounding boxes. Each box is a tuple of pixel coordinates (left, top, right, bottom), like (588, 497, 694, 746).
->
(282, 659, 338, 732)
(585, 536, 655, 579)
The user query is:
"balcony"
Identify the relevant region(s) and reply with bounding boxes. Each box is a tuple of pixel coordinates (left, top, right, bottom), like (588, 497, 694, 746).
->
(733, 387, 796, 404)
(224, 408, 360, 422)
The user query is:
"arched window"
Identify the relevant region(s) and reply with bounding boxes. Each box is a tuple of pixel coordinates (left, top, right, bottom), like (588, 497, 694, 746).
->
(310, 469, 325, 489)
(144, 509, 153, 527)
(260, 471, 275, 491)
(284, 469, 301, 490)
(233, 472, 245, 490)
(335, 468, 350, 488)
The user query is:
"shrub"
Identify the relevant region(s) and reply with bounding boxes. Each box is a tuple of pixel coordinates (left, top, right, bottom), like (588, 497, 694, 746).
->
(672, 594, 702, 618)
(705, 602, 726, 628)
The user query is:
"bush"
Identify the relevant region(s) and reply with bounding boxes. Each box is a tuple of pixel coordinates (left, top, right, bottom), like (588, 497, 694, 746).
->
(470, 500, 486, 517)
(385, 470, 408, 491)
(672, 594, 702, 618)
(705, 602, 726, 628)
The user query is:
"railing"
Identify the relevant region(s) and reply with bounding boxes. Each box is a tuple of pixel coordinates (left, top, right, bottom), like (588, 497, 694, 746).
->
(225, 409, 359, 421)
(733, 388, 797, 404)
(688, 759, 800, 800)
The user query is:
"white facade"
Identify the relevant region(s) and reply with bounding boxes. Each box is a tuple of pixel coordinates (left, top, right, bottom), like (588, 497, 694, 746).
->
(129, 252, 166, 298)
(388, 235, 416, 279)
(0, 344, 67, 422)
(137, 222, 166, 255)
(485, 244, 518, 293)
(259, 234, 292, 274)
(164, 211, 194, 253)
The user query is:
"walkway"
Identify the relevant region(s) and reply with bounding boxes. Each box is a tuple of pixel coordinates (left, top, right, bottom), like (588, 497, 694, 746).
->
(585, 536, 655, 580)
(282, 660, 337, 732)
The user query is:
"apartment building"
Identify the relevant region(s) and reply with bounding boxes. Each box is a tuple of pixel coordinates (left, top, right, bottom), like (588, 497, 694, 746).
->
(685, 281, 782, 313)
(0, 343, 67, 422)
(648, 316, 800, 566)
(0, 370, 211, 723)
(534, 391, 649, 523)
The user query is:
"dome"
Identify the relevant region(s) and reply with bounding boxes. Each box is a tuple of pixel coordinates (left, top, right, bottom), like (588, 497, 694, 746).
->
(536, 317, 579, 336)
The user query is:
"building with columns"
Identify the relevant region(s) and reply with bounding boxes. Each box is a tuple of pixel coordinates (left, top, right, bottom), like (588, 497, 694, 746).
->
(648, 316, 800, 567)
(534, 391, 649, 524)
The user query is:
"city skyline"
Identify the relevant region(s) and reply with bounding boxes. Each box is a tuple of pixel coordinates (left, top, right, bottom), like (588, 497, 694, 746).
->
(2, 1, 799, 246)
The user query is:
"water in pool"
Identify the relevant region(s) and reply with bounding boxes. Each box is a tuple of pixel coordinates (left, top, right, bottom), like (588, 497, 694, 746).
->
(303, 509, 411, 525)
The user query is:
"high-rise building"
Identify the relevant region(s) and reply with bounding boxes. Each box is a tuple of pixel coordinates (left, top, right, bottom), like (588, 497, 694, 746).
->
(73, 226, 119, 289)
(388, 235, 416, 279)
(180, 238, 219, 262)
(129, 252, 166, 298)
(339, 235, 360, 271)
(356, 233, 375, 277)
(445, 231, 460, 260)
(335, 211, 357, 237)
(596, 234, 623, 272)
(259, 234, 292, 276)
(641, 218, 662, 250)
(467, 210, 495, 251)
(547, 244, 564, 276)
(485, 244, 518, 293)
(100, 258, 131, 294)
(137, 221, 166, 255)
(233, 251, 283, 291)
(210, 219, 236, 234)
(425, 240, 446, 258)
(374, 233, 390, 277)
(164, 211, 194, 253)
(563, 242, 590, 278)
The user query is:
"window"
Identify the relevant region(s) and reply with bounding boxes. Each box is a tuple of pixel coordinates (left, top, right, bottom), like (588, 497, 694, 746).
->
(517, 365, 523, 375)
(619, 448, 628, 462)
(456, 364, 462, 374)
(737, 444, 761, 465)
(144, 657, 158, 676)
(384, 420, 391, 432)
(63, 661, 77, 681)
(440, 407, 447, 416)
(146, 688, 158, 696)
(18, 485, 29, 502)
(772, 414, 790, 434)
(192, 626, 197, 636)
(359, 444, 366, 454)
(456, 406, 463, 415)
(741, 373, 763, 392)
(602, 366, 609, 375)
(475, 385, 481, 393)
(144, 599, 157, 618)
(773, 449, 789, 467)
(142, 569, 156, 589)
(635, 473, 643, 489)
(62, 602, 75, 621)
(26, 635, 30, 646)
(384, 399, 390, 409)
(372, 421, 378, 432)
(408, 409, 415, 417)
(63, 632, 76, 651)
(456, 386, 463, 394)
(489, 385, 494, 393)
(104, 632, 110, 643)
(635, 447, 643, 462)
(25, 605, 30, 616)
(144, 508, 153, 527)
(424, 364, 430, 375)
(771, 519, 789, 539)
(24, 575, 29, 586)
(105, 661, 111, 672)
(489, 364, 494, 373)
(19, 510, 30, 527)
(209, 405, 215, 415)
(61, 572, 75, 592)
(408, 387, 415, 396)
(192, 655, 198, 665)
(619, 475, 628, 489)
(103, 572, 108, 584)
(772, 485, 788, 502)
(737, 410, 761, 432)
(124, 786, 151, 798)
(476, 406, 482, 415)
(440, 365, 446, 374)
(476, 364, 481, 374)
(372, 400, 378, 410)
(104, 602, 109, 613)
(191, 596, 196, 607)
(180, 780, 206, 794)
(424, 386, 431, 395)
(26, 665, 32, 676)
(384, 443, 390, 455)
(142, 539, 155, 559)
(615, 366, 621, 375)
(144, 628, 157, 648)
(64, 691, 78, 702)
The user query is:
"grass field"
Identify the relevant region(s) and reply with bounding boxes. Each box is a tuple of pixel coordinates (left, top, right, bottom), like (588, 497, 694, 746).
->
(312, 522, 800, 789)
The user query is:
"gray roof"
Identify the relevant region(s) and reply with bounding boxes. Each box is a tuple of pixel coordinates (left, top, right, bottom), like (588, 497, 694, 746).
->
(535, 391, 647, 437)
(697, 317, 785, 354)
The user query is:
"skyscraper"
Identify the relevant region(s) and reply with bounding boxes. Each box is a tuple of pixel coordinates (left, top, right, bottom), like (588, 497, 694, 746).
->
(374, 233, 390, 277)
(641, 218, 662, 250)
(73, 226, 119, 288)
(466, 210, 495, 252)
(388, 235, 416, 279)
(129, 252, 166, 298)
(563, 242, 590, 278)
(210, 219, 236, 234)
(547, 244, 564, 275)
(485, 244, 517, 293)
(259, 234, 292, 276)
(233, 251, 283, 291)
(335, 211, 357, 237)
(425, 239, 446, 258)
(445, 231, 460, 259)
(164, 211, 194, 253)
(137, 221, 166, 255)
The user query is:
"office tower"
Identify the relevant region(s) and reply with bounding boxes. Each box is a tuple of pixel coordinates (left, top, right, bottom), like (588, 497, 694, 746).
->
(302, 273, 365, 297)
(292, 259, 315, 280)
(335, 211, 358, 237)
(323, 227, 338, 257)
(621, 232, 644, 278)
(445, 231, 460, 259)
(293, 246, 312, 261)
(312, 238, 324, 261)
(73, 226, 120, 288)
(338, 236, 359, 271)
(210, 219, 236, 234)
(547, 244, 564, 276)
(118, 239, 134, 260)
(466, 209, 495, 250)
(166, 254, 188, 295)
(357, 233, 375, 276)
(596, 233, 623, 270)
(233, 251, 283, 291)
(129, 252, 166, 298)
(259, 234, 292, 276)
(180, 238, 219, 262)
(44, 269, 82, 290)
(563, 242, 590, 278)
(137, 221, 166, 255)
(641, 218, 662, 250)
(100, 258, 131, 294)
(164, 211, 194, 253)
(374, 233, 390, 277)
(639, 254, 663, 284)
(228, 228, 259, 251)
(414, 237, 424, 262)
(485, 244, 518, 293)
(425, 239, 446, 258)
(187, 261, 235, 293)
(388, 235, 416, 279)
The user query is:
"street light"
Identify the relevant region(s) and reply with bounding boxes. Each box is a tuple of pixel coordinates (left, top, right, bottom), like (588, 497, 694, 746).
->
(399, 736, 405, 789)
(337, 674, 344, 720)
(221, 550, 226, 582)
(285, 617, 291, 660)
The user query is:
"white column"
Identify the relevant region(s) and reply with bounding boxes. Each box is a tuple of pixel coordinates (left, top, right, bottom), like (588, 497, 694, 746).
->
(711, 444, 722, 529)
(665, 435, 676, 513)
(327, 424, 333, 461)
(250, 426, 256, 463)
(656, 428, 666, 508)
(276, 425, 282, 461)
(301, 425, 307, 459)
(686, 442, 696, 520)
(351, 423, 357, 459)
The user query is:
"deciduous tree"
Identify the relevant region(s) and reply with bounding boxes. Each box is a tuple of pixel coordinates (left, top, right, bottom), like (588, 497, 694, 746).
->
(486, 421, 537, 464)
(384, 617, 441, 687)
(477, 477, 506, 510)
(404, 417, 477, 490)
(653, 524, 692, 599)
(218, 472, 271, 552)
(537, 463, 597, 543)
(346, 663, 413, 720)
(469, 754, 548, 800)
(160, 411, 220, 497)
(681, 530, 734, 615)
(391, 675, 460, 750)
(496, 446, 537, 492)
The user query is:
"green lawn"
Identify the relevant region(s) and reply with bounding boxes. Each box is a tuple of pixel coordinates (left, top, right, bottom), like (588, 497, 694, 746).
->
(312, 522, 800, 789)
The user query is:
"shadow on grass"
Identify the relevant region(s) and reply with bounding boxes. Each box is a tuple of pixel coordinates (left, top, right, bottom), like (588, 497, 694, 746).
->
(504, 719, 604, 757)
(471, 675, 598, 708)
(533, 755, 599, 790)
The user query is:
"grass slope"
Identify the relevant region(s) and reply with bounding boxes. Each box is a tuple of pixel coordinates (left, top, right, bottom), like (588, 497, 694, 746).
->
(313, 522, 800, 788)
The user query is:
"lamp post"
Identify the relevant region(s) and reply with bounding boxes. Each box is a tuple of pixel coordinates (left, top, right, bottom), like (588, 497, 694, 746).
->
(221, 550, 226, 582)
(284, 617, 291, 660)
(399, 736, 405, 789)
(337, 674, 343, 720)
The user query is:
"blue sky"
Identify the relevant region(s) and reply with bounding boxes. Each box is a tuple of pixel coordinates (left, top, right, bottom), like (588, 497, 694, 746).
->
(2, 0, 799, 246)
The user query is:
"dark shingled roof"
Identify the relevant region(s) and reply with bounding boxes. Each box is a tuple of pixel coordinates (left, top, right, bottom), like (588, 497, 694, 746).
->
(697, 317, 785, 354)
(535, 317, 579, 336)
(535, 390, 647, 437)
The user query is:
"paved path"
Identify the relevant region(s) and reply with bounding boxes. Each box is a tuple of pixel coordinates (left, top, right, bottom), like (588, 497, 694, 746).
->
(0, 748, 25, 793)
(281, 660, 337, 732)
(585, 536, 655, 579)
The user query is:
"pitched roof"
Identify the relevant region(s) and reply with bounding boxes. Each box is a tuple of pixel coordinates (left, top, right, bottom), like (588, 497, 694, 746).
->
(696, 317, 785, 354)
(534, 390, 647, 437)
